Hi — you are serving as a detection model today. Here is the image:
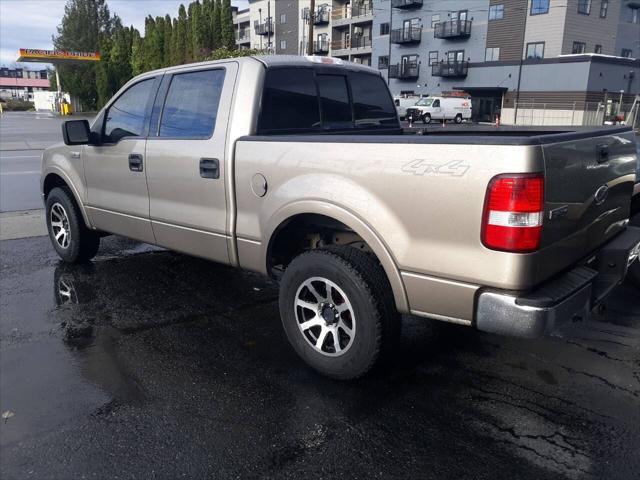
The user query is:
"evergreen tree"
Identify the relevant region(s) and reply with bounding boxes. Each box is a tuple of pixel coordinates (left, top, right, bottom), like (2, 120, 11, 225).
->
(154, 16, 166, 69)
(201, 0, 213, 52)
(171, 18, 181, 65)
(211, 0, 222, 50)
(53, 0, 116, 109)
(176, 5, 189, 65)
(163, 14, 173, 67)
(131, 28, 145, 76)
(220, 0, 235, 51)
(190, 1, 205, 60)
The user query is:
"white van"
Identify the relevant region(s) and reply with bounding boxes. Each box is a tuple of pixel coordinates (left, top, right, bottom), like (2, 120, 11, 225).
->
(393, 96, 421, 120)
(406, 96, 472, 124)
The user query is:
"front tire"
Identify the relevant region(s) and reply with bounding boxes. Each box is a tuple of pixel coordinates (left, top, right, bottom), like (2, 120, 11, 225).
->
(422, 113, 431, 124)
(279, 246, 399, 380)
(46, 187, 100, 263)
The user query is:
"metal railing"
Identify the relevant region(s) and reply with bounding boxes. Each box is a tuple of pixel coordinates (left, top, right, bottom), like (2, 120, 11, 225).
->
(254, 19, 273, 35)
(388, 62, 419, 79)
(331, 2, 373, 20)
(332, 36, 372, 51)
(313, 40, 330, 54)
(433, 20, 472, 39)
(391, 0, 423, 9)
(431, 61, 469, 77)
(390, 27, 422, 44)
(507, 101, 639, 127)
(313, 9, 330, 24)
(236, 28, 250, 41)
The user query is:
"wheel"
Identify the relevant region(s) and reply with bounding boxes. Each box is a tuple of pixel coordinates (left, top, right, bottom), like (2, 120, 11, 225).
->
(279, 246, 399, 380)
(455, 114, 463, 124)
(421, 113, 431, 124)
(46, 187, 100, 263)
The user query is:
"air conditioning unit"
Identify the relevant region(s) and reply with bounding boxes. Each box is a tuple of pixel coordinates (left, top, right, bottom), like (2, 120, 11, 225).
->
(353, 26, 363, 36)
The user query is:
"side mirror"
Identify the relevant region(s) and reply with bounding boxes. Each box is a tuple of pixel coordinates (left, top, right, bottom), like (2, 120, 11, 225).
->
(62, 120, 91, 146)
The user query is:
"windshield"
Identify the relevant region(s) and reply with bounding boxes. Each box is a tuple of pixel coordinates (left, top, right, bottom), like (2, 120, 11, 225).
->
(416, 98, 433, 106)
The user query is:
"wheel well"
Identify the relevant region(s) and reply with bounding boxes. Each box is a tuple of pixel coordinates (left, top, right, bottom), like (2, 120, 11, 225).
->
(267, 214, 373, 278)
(43, 173, 69, 198)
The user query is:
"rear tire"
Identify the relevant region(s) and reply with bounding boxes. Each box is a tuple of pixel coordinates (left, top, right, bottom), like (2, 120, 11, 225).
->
(422, 113, 431, 125)
(279, 246, 399, 380)
(455, 114, 463, 124)
(46, 187, 100, 263)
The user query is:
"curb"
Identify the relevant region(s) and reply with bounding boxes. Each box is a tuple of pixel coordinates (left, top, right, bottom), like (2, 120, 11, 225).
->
(0, 209, 47, 241)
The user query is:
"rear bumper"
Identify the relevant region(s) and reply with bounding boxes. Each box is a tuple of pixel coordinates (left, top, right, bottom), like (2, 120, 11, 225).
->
(476, 226, 640, 338)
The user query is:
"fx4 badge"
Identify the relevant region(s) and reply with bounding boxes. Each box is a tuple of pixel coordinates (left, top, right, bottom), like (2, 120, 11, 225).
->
(402, 159, 470, 177)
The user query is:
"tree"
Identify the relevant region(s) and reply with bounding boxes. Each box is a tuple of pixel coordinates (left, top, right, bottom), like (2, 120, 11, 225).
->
(176, 4, 189, 64)
(170, 18, 182, 65)
(53, 0, 116, 109)
(190, 1, 206, 60)
(211, 0, 222, 50)
(163, 14, 173, 67)
(220, 0, 235, 50)
(130, 28, 145, 76)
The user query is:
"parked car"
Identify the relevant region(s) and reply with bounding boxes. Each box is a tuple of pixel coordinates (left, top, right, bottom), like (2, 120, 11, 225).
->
(393, 95, 421, 120)
(42, 56, 640, 379)
(407, 96, 472, 124)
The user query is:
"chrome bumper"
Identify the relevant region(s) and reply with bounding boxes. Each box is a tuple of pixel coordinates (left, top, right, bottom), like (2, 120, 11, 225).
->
(476, 227, 640, 338)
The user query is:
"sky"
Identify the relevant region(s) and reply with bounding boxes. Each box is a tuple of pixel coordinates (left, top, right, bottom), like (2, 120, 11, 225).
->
(0, 0, 249, 68)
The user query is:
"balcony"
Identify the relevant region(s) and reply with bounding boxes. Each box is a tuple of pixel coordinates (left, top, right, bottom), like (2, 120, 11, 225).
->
(433, 20, 472, 39)
(313, 40, 330, 54)
(390, 27, 422, 44)
(352, 2, 373, 18)
(388, 62, 419, 79)
(331, 2, 373, 22)
(391, 0, 423, 9)
(313, 9, 330, 25)
(236, 28, 250, 42)
(254, 20, 273, 36)
(431, 60, 469, 77)
(351, 35, 372, 49)
(331, 36, 371, 52)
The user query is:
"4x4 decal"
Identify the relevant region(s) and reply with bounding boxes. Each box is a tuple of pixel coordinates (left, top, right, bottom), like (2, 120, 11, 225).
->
(402, 159, 470, 177)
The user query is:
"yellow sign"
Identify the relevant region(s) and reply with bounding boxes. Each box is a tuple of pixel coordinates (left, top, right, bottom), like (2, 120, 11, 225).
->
(17, 49, 101, 62)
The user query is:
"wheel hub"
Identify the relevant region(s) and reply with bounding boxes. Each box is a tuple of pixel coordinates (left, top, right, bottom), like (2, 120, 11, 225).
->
(320, 303, 339, 325)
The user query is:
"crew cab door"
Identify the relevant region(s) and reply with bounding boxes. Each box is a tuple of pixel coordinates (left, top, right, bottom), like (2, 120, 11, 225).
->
(144, 63, 237, 264)
(83, 76, 160, 244)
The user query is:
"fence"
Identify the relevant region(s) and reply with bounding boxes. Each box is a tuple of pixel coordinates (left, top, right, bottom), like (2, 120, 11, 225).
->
(502, 101, 640, 129)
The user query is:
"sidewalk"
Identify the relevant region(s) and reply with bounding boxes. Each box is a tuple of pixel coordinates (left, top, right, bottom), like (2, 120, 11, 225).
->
(0, 209, 46, 240)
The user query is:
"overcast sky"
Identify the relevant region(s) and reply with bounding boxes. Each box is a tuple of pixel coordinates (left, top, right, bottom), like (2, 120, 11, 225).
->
(0, 0, 249, 68)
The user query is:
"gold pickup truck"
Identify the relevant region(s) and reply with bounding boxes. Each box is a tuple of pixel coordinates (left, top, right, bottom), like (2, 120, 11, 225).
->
(41, 56, 640, 379)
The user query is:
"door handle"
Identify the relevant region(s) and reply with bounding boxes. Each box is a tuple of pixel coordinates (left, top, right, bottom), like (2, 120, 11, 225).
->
(129, 153, 144, 172)
(596, 144, 609, 163)
(200, 158, 219, 179)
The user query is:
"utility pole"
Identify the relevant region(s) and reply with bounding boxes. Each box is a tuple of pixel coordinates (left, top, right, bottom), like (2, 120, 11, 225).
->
(513, 6, 529, 124)
(267, 1, 271, 53)
(307, 0, 315, 55)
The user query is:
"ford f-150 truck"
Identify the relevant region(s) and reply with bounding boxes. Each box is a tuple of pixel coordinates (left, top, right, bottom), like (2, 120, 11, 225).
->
(42, 56, 640, 379)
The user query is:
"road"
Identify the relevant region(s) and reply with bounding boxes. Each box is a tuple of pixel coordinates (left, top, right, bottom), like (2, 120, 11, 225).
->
(0, 111, 93, 212)
(1, 235, 639, 479)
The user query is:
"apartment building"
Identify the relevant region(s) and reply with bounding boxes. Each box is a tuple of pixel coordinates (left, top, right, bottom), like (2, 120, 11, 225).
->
(373, 0, 639, 122)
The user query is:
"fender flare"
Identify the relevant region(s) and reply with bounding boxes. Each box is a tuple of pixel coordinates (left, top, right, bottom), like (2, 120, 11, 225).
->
(263, 200, 409, 313)
(42, 168, 93, 229)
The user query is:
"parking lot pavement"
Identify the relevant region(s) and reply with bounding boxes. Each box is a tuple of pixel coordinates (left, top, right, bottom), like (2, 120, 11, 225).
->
(1, 235, 639, 479)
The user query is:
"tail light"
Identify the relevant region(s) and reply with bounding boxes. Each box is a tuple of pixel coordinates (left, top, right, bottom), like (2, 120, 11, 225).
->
(482, 173, 544, 253)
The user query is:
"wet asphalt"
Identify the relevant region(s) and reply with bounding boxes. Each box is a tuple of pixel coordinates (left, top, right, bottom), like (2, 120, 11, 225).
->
(1, 235, 639, 480)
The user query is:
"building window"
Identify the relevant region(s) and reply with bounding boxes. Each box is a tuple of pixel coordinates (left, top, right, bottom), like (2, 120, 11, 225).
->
(630, 7, 639, 23)
(280, 13, 286, 24)
(599, 0, 608, 18)
(378, 55, 389, 69)
(572, 41, 586, 54)
(280, 40, 287, 50)
(428, 50, 438, 65)
(485, 47, 500, 61)
(526, 42, 545, 59)
(451, 10, 468, 21)
(530, 0, 549, 15)
(594, 44, 602, 54)
(488, 4, 504, 20)
(621, 48, 633, 58)
(380, 22, 389, 35)
(431, 14, 440, 28)
(577, 0, 591, 14)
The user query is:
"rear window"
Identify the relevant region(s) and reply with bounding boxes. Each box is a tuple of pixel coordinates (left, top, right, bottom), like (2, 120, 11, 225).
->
(317, 74, 352, 127)
(258, 68, 320, 133)
(350, 72, 398, 127)
(257, 67, 399, 134)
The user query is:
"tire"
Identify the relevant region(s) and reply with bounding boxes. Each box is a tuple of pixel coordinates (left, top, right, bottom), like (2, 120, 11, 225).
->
(421, 113, 431, 124)
(279, 246, 400, 380)
(455, 114, 463, 124)
(46, 187, 100, 263)
(629, 259, 640, 289)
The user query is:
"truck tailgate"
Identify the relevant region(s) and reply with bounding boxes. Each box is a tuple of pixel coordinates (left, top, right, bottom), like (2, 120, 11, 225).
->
(539, 129, 637, 279)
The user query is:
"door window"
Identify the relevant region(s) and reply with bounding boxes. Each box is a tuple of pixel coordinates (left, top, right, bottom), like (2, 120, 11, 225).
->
(159, 69, 225, 138)
(104, 78, 156, 143)
(350, 72, 398, 127)
(432, 100, 441, 108)
(317, 74, 352, 127)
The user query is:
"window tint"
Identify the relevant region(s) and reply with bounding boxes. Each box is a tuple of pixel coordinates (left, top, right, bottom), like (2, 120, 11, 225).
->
(258, 68, 320, 133)
(317, 74, 351, 127)
(104, 78, 155, 143)
(159, 69, 225, 138)
(350, 72, 398, 127)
